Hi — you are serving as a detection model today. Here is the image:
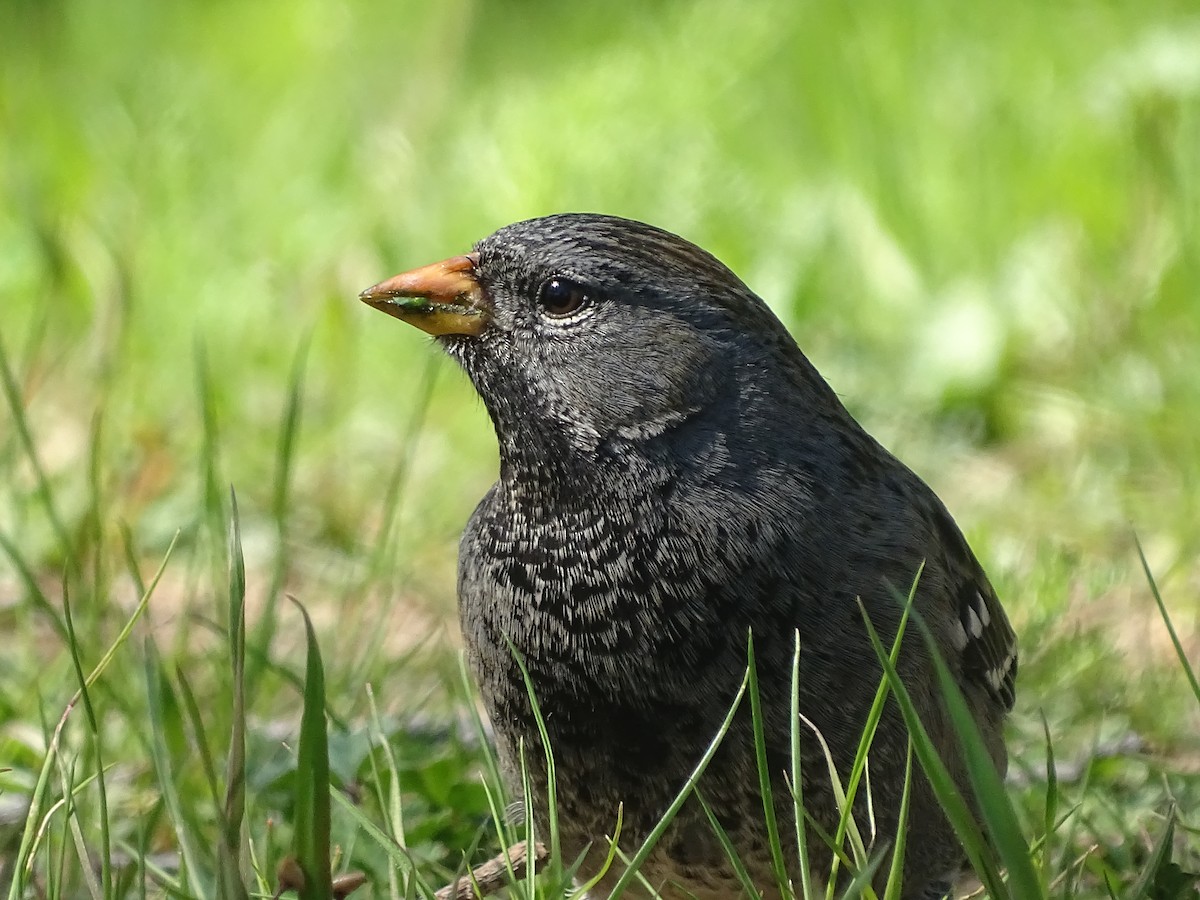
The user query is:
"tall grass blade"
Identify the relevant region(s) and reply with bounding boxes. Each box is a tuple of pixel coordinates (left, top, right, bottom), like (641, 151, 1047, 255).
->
(143, 637, 211, 897)
(835, 849, 887, 900)
(746, 632, 792, 896)
(174, 665, 222, 809)
(606, 667, 750, 900)
(827, 570, 918, 894)
(570, 806, 622, 897)
(880, 741, 913, 900)
(85, 405, 108, 596)
(1135, 535, 1200, 705)
(6, 532, 177, 900)
(798, 709, 867, 891)
(0, 334, 75, 568)
(856, 600, 1007, 897)
(119, 521, 148, 599)
(695, 790, 760, 897)
(457, 655, 507, 816)
(194, 340, 225, 527)
(271, 335, 309, 530)
(289, 596, 334, 900)
(55, 756, 101, 900)
(61, 578, 113, 900)
(252, 336, 310, 694)
(0, 526, 68, 642)
(366, 352, 440, 581)
(217, 489, 250, 900)
(508, 642, 563, 885)
(1040, 713, 1058, 895)
(365, 685, 405, 847)
(365, 683, 407, 898)
(329, 791, 435, 897)
(516, 740, 539, 900)
(842, 570, 919, 820)
(789, 630, 816, 898)
(1124, 804, 1179, 900)
(921, 624, 1041, 898)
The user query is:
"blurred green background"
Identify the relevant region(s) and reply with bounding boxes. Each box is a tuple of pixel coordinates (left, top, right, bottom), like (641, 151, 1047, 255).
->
(1, 0, 1198, 894)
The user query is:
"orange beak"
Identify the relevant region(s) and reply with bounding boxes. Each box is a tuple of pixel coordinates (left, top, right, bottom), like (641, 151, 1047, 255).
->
(359, 252, 488, 337)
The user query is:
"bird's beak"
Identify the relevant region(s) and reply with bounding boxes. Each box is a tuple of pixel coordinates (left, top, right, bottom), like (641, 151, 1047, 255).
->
(359, 252, 488, 337)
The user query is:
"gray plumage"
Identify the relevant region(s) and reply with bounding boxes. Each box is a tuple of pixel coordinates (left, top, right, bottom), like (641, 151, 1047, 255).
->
(368, 213, 1017, 898)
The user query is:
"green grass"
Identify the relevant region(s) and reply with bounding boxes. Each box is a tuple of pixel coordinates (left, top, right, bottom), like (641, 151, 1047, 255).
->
(1, 0, 1198, 897)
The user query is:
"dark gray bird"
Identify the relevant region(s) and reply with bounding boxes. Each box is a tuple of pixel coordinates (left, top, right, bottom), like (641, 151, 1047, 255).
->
(361, 214, 1017, 899)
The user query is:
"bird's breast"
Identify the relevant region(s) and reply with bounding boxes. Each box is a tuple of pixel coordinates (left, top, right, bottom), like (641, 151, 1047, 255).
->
(457, 483, 758, 718)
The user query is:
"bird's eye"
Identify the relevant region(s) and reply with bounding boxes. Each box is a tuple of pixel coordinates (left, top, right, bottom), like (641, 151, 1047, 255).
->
(537, 277, 591, 318)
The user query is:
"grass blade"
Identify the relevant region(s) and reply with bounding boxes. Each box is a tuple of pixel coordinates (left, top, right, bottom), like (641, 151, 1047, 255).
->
(606, 666, 750, 900)
(458, 655, 507, 815)
(856, 598, 1007, 897)
(789, 630, 816, 898)
(250, 336, 310, 696)
(508, 641, 564, 887)
(143, 636, 211, 898)
(835, 848, 887, 900)
(6, 533, 177, 900)
(1124, 804, 1178, 900)
(0, 334, 75, 568)
(118, 521, 148, 599)
(174, 666, 222, 810)
(366, 352, 441, 582)
(195, 339, 225, 527)
(921, 624, 1041, 898)
(61, 577, 113, 900)
(827, 569, 918, 893)
(798, 709, 867, 890)
(695, 789, 760, 897)
(1040, 712, 1058, 895)
(364, 684, 407, 899)
(0, 526, 69, 642)
(365, 684, 406, 848)
(880, 741, 913, 900)
(1135, 535, 1200, 706)
(55, 755, 101, 900)
(217, 490, 250, 900)
(746, 632, 792, 896)
(290, 596, 334, 900)
(329, 790, 437, 897)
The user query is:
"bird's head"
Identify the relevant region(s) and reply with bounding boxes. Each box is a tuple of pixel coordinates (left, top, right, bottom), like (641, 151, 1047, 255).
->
(361, 214, 830, 483)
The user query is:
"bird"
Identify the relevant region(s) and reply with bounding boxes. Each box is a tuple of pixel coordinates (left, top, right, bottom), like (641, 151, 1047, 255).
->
(360, 213, 1017, 899)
